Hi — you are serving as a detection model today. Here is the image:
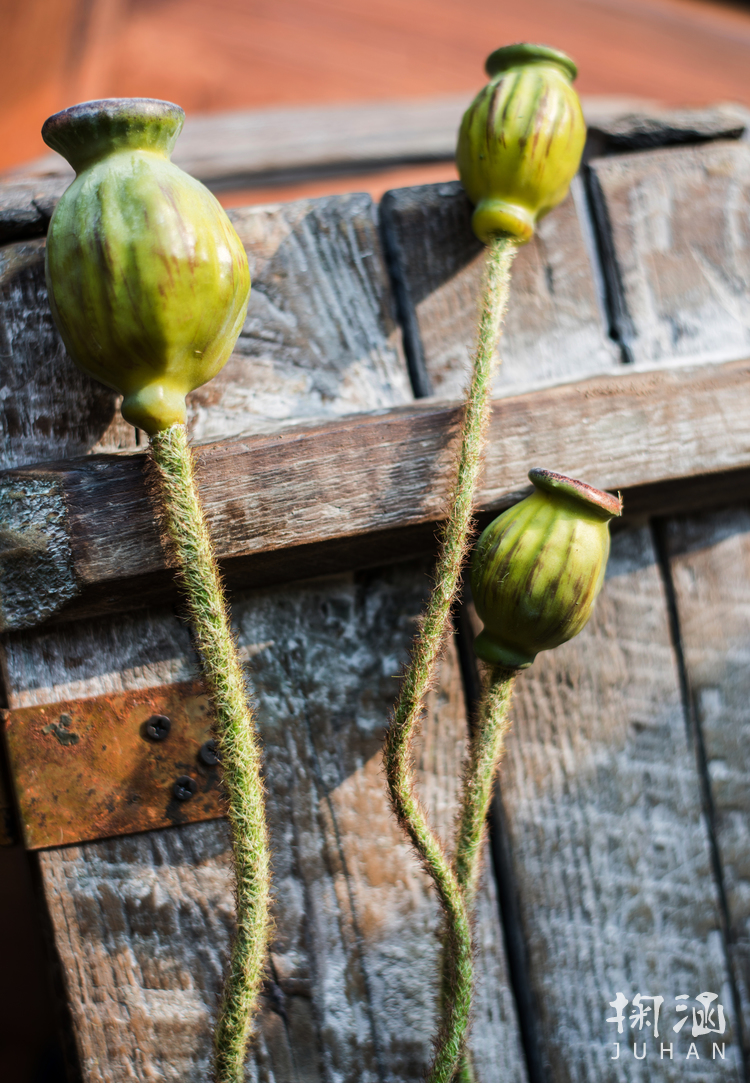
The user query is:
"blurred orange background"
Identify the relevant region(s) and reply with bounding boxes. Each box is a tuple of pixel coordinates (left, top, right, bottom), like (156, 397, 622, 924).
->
(4, 0, 750, 196)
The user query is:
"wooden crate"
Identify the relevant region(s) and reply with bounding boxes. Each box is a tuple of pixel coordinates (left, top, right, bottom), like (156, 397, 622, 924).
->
(0, 109, 748, 1082)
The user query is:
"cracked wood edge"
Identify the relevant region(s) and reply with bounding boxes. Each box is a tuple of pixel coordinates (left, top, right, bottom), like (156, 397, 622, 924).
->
(3, 356, 750, 630)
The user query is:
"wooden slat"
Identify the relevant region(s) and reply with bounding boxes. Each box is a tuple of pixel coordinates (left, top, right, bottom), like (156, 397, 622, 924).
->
(663, 505, 750, 1069)
(4, 564, 525, 1081)
(3, 357, 750, 632)
(217, 196, 411, 438)
(5, 96, 467, 196)
(174, 97, 468, 186)
(488, 524, 744, 1079)
(380, 178, 618, 399)
(589, 140, 750, 365)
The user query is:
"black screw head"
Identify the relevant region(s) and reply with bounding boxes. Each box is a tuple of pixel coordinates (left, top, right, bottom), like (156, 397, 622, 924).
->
(145, 714, 171, 741)
(173, 775, 197, 801)
(199, 739, 221, 766)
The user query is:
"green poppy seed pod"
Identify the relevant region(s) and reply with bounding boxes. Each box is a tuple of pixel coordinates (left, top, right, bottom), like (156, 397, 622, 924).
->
(456, 43, 587, 244)
(471, 468, 622, 668)
(42, 98, 251, 434)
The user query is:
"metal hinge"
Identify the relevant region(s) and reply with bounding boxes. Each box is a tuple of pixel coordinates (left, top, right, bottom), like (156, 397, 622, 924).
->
(1, 680, 226, 850)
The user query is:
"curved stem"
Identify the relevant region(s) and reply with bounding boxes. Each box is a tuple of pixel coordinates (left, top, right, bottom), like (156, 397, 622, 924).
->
(149, 424, 271, 1083)
(384, 236, 517, 1082)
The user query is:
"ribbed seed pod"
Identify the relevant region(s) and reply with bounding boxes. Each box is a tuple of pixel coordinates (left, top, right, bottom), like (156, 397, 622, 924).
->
(471, 468, 622, 668)
(456, 43, 586, 244)
(42, 98, 251, 434)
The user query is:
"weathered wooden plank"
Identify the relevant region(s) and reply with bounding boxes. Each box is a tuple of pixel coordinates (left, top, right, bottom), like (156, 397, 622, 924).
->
(589, 140, 750, 365)
(3, 357, 750, 632)
(215, 196, 411, 440)
(0, 194, 410, 467)
(2, 135, 745, 1084)
(7, 96, 467, 197)
(8, 98, 742, 225)
(486, 524, 744, 1080)
(586, 103, 748, 156)
(4, 563, 525, 1081)
(174, 97, 468, 187)
(0, 238, 135, 465)
(380, 178, 618, 399)
(662, 505, 750, 1069)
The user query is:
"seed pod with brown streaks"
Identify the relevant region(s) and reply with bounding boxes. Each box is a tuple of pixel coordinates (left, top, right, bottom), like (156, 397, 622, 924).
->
(470, 468, 622, 668)
(456, 43, 586, 244)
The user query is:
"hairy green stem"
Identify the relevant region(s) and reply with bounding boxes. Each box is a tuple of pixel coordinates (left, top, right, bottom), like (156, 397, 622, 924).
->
(455, 666, 516, 908)
(149, 425, 271, 1083)
(384, 236, 517, 1082)
(441, 665, 515, 1082)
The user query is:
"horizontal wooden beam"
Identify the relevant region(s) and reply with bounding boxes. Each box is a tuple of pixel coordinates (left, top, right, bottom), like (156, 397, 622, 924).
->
(2, 357, 750, 633)
(2, 101, 744, 243)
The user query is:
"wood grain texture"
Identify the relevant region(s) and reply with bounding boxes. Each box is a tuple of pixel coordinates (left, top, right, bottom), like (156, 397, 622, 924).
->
(491, 524, 744, 1080)
(1, 142, 747, 1083)
(4, 563, 525, 1081)
(0, 193, 410, 467)
(589, 140, 750, 365)
(173, 97, 468, 186)
(0, 238, 135, 466)
(212, 195, 411, 440)
(380, 178, 618, 399)
(663, 505, 750, 1069)
(3, 357, 750, 631)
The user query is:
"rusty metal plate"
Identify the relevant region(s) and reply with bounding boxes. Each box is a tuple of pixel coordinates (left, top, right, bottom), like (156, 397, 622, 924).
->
(1, 680, 226, 850)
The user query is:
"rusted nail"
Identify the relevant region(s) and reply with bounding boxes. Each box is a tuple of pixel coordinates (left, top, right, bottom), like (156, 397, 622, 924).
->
(173, 775, 197, 801)
(145, 714, 171, 741)
(199, 739, 220, 766)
